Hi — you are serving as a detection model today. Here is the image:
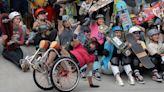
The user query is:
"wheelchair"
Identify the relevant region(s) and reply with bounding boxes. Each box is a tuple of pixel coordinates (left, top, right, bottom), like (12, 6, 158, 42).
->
(20, 40, 80, 92)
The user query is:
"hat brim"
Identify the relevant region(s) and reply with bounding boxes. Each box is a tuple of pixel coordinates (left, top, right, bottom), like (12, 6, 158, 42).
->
(38, 11, 47, 15)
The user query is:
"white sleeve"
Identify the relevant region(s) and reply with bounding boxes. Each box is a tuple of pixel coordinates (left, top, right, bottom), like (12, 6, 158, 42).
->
(147, 44, 158, 55)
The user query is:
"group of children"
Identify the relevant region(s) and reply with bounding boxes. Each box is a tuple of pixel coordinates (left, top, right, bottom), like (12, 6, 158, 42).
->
(0, 0, 164, 89)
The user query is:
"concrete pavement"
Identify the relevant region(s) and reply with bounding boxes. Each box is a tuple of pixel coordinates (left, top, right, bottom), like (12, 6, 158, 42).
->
(0, 46, 164, 92)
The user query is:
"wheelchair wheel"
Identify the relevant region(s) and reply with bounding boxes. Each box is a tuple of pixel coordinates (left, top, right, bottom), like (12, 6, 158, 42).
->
(33, 67, 53, 90)
(50, 57, 80, 92)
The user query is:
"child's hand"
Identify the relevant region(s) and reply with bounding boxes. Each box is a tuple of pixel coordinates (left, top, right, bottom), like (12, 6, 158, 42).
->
(106, 36, 111, 43)
(126, 42, 132, 48)
(7, 40, 16, 45)
(137, 40, 141, 44)
(139, 63, 143, 67)
(26, 28, 30, 35)
(19, 21, 23, 27)
(2, 35, 8, 41)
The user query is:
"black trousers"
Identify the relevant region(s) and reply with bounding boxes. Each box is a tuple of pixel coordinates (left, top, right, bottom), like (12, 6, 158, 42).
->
(131, 54, 163, 71)
(130, 55, 141, 70)
(2, 47, 23, 68)
(150, 54, 163, 71)
(111, 55, 131, 66)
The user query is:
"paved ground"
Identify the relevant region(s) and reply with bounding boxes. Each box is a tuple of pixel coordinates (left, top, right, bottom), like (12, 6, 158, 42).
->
(0, 46, 164, 92)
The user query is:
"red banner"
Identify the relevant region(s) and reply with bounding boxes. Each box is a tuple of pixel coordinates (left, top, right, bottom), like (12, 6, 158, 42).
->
(134, 3, 161, 24)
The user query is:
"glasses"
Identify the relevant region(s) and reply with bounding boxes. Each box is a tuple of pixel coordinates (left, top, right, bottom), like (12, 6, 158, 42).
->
(133, 31, 140, 34)
(38, 11, 48, 15)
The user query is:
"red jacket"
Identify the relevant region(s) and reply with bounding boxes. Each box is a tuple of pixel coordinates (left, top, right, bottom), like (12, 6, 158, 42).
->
(70, 43, 96, 67)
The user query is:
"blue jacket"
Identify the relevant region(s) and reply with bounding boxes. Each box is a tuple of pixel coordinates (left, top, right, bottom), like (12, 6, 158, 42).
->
(101, 41, 114, 70)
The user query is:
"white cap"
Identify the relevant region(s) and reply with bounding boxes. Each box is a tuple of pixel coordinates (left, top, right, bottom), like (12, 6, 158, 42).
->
(129, 26, 141, 33)
(9, 11, 21, 20)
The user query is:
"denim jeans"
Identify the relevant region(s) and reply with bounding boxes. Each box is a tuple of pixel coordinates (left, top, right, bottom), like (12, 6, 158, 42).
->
(2, 47, 23, 68)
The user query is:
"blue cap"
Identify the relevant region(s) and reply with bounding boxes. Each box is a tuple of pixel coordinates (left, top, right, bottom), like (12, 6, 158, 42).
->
(112, 26, 123, 32)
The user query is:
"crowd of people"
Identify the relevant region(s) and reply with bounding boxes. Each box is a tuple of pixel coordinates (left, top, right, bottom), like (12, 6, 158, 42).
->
(0, 0, 164, 88)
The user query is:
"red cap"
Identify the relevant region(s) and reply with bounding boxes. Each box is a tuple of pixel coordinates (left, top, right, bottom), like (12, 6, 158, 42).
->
(35, 8, 46, 17)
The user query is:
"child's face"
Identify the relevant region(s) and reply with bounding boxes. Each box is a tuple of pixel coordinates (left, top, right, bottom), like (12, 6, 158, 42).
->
(97, 18, 104, 25)
(114, 31, 122, 39)
(63, 21, 71, 28)
(133, 31, 140, 40)
(151, 33, 160, 42)
(13, 16, 21, 26)
(37, 13, 47, 20)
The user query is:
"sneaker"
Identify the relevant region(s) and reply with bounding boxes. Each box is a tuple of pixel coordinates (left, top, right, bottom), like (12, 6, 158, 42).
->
(80, 71, 87, 80)
(115, 74, 124, 86)
(128, 73, 135, 85)
(135, 74, 145, 84)
(134, 70, 145, 84)
(20, 59, 30, 72)
(152, 71, 163, 82)
(93, 70, 101, 81)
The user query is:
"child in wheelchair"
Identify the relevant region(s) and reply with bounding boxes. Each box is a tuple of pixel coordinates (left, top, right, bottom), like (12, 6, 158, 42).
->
(41, 36, 100, 88)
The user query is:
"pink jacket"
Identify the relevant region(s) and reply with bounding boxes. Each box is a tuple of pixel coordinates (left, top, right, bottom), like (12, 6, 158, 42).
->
(90, 22, 105, 45)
